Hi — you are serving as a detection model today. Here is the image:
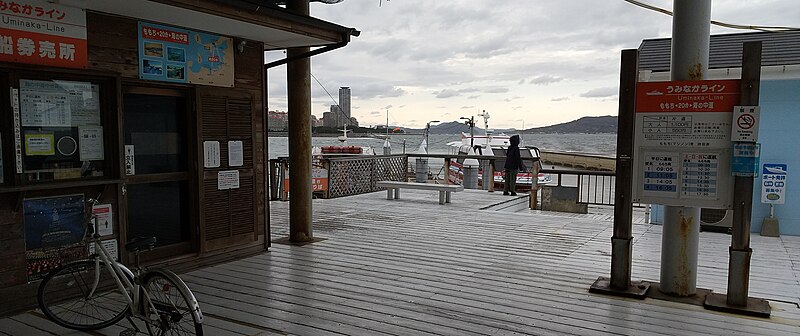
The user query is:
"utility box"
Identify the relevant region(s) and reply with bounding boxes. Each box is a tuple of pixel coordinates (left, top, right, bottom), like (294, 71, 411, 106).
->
(541, 186, 588, 214)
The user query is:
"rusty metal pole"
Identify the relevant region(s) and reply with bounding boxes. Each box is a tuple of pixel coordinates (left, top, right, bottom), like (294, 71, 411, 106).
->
(660, 0, 710, 296)
(286, 0, 313, 242)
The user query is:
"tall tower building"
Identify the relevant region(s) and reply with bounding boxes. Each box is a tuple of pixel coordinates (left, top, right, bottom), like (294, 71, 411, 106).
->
(339, 87, 351, 126)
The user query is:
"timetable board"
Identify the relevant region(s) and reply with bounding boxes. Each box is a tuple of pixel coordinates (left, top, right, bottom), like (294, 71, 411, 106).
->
(632, 80, 739, 209)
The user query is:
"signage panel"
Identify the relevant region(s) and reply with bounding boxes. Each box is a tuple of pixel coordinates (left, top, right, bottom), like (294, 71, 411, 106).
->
(138, 22, 234, 87)
(633, 80, 740, 208)
(732, 106, 760, 142)
(0, 0, 87, 68)
(761, 163, 787, 204)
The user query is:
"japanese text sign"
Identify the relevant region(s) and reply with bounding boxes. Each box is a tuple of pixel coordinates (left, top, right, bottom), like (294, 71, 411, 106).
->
(0, 0, 87, 68)
(138, 22, 234, 87)
(761, 163, 787, 204)
(632, 80, 741, 209)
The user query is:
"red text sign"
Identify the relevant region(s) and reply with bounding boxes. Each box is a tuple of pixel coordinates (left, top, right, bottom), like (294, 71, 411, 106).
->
(636, 80, 741, 113)
(0, 0, 86, 68)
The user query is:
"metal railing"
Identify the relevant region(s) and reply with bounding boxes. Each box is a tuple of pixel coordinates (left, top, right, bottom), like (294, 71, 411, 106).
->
(269, 153, 619, 207)
(540, 168, 616, 206)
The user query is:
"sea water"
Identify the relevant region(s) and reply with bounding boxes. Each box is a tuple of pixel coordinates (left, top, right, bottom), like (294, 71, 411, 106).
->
(267, 133, 617, 159)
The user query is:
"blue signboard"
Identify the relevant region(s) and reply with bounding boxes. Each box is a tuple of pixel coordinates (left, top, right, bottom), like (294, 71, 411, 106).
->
(761, 163, 788, 204)
(138, 22, 234, 87)
(731, 143, 760, 177)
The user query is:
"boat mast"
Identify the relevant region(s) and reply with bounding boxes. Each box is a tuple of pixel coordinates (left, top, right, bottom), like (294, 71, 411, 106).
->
(478, 110, 491, 148)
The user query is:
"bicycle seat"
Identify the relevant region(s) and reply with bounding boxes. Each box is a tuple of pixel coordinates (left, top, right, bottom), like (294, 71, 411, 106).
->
(126, 236, 157, 252)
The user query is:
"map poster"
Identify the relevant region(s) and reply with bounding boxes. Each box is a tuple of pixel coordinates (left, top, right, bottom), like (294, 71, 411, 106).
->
(138, 22, 234, 87)
(24, 194, 87, 281)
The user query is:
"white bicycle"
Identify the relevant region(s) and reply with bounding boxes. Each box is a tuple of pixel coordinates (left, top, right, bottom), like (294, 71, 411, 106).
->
(37, 197, 204, 335)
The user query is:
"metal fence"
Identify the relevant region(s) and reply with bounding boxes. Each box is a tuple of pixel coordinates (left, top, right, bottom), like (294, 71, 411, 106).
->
(269, 155, 408, 200)
(540, 168, 617, 206)
(326, 155, 407, 198)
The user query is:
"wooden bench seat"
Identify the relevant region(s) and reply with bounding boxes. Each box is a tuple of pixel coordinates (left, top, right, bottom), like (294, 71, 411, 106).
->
(376, 181, 464, 205)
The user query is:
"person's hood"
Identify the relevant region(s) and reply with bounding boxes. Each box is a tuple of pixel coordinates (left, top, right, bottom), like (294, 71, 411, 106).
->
(510, 135, 520, 147)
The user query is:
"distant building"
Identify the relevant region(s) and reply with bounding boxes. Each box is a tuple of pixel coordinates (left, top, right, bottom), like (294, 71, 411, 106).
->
(267, 110, 288, 131)
(322, 111, 336, 128)
(339, 87, 351, 121)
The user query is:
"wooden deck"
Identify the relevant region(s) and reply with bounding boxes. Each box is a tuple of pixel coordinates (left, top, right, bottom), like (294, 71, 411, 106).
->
(2, 189, 799, 335)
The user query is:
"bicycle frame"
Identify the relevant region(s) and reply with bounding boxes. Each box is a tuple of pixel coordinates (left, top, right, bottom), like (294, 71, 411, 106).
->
(86, 216, 161, 326)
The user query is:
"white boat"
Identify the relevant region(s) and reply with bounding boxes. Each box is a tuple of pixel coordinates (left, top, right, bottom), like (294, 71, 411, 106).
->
(446, 111, 552, 189)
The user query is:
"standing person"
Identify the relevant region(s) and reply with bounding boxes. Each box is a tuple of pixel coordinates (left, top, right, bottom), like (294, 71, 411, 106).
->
(503, 135, 524, 196)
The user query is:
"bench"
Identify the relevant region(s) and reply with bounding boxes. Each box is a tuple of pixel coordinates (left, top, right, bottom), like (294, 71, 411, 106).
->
(376, 181, 464, 205)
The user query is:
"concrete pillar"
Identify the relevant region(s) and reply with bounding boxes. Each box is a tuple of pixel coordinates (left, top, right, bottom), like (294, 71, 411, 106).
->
(286, 0, 313, 243)
(660, 0, 710, 296)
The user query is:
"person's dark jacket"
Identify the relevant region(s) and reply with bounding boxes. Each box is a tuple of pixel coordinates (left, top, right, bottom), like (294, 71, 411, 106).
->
(503, 135, 524, 171)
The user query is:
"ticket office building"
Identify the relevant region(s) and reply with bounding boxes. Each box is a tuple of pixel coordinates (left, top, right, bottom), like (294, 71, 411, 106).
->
(0, 0, 353, 314)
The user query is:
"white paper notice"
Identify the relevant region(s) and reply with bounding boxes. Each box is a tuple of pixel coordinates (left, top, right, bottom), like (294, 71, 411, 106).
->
(124, 145, 135, 175)
(228, 141, 243, 167)
(92, 204, 114, 236)
(89, 239, 119, 261)
(79, 126, 104, 161)
(204, 141, 220, 168)
(19, 80, 72, 127)
(218, 170, 240, 190)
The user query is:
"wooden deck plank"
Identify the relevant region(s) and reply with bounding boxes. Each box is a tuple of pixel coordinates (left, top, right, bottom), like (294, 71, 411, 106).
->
(5, 189, 799, 335)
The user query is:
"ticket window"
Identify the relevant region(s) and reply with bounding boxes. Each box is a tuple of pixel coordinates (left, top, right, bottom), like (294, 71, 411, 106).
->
(1, 75, 112, 185)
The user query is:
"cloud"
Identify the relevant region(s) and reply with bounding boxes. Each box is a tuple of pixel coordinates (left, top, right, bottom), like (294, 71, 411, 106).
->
(434, 89, 461, 98)
(529, 75, 564, 85)
(551, 96, 570, 101)
(580, 87, 618, 98)
(484, 87, 510, 94)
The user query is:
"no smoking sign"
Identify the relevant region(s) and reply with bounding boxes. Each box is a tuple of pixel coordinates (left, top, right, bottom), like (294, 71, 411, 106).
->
(732, 106, 760, 142)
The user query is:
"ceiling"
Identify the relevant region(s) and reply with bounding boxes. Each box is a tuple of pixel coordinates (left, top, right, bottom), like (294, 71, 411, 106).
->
(69, 0, 353, 49)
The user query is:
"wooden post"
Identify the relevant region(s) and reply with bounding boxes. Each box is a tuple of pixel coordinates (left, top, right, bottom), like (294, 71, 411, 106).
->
(489, 159, 495, 192)
(286, 0, 314, 243)
(705, 41, 770, 317)
(589, 49, 649, 298)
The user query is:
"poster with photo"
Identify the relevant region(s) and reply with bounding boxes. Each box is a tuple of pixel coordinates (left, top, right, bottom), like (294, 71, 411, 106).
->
(24, 194, 87, 281)
(138, 22, 233, 87)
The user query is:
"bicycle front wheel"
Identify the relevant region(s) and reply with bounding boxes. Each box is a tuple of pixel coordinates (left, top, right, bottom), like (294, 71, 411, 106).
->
(142, 269, 203, 335)
(37, 258, 131, 331)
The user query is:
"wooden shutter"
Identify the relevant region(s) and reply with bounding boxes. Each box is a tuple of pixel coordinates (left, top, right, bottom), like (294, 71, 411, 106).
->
(198, 91, 257, 251)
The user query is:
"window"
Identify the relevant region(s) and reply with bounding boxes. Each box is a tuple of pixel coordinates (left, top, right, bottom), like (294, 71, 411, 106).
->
(17, 79, 107, 182)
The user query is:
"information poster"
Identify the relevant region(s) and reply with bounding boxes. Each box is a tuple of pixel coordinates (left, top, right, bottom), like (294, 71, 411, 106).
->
(24, 132, 55, 155)
(92, 204, 114, 236)
(203, 141, 220, 168)
(78, 126, 104, 161)
(633, 80, 740, 208)
(19, 79, 100, 127)
(218, 170, 240, 190)
(138, 22, 234, 87)
(228, 140, 243, 167)
(24, 194, 87, 281)
(761, 163, 788, 204)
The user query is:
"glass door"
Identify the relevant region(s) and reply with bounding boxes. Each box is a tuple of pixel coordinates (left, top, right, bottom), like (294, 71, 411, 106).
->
(122, 87, 196, 259)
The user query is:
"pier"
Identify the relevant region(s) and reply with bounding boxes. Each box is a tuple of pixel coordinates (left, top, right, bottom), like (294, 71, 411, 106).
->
(2, 189, 798, 335)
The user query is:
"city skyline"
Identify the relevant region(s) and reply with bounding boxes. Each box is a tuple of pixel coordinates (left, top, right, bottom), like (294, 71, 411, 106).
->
(265, 0, 799, 129)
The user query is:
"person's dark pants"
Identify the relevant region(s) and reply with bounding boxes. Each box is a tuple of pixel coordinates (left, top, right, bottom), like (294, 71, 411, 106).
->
(504, 169, 518, 194)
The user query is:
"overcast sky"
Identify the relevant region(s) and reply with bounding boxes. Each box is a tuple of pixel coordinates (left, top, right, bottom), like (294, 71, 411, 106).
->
(265, 0, 799, 129)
